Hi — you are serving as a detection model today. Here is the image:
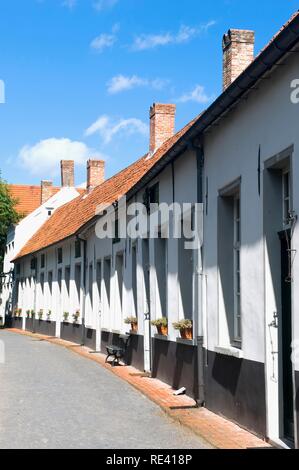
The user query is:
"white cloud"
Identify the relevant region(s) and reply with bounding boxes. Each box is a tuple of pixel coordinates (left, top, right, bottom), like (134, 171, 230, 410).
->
(93, 0, 118, 11)
(18, 138, 105, 177)
(177, 85, 214, 104)
(132, 22, 216, 51)
(90, 24, 119, 52)
(107, 74, 168, 94)
(62, 0, 77, 9)
(85, 115, 148, 144)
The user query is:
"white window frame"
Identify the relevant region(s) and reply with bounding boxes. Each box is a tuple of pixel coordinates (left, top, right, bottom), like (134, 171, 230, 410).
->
(233, 193, 241, 345)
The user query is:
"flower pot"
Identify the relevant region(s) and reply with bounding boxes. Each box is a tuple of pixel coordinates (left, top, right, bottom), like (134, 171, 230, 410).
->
(180, 327, 193, 340)
(157, 325, 168, 336)
(131, 322, 138, 333)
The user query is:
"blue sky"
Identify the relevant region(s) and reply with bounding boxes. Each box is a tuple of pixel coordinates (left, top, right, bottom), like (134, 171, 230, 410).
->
(0, 0, 298, 186)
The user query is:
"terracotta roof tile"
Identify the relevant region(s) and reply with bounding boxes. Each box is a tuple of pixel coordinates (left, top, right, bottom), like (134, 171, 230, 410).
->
(15, 120, 195, 260)
(9, 185, 60, 216)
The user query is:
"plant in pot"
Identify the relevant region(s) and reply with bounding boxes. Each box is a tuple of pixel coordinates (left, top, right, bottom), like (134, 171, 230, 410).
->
(72, 310, 80, 323)
(13, 307, 19, 318)
(172, 319, 193, 340)
(38, 309, 43, 320)
(17, 308, 22, 318)
(30, 310, 35, 319)
(151, 317, 168, 336)
(63, 312, 69, 322)
(26, 310, 30, 318)
(124, 316, 138, 333)
(47, 310, 52, 321)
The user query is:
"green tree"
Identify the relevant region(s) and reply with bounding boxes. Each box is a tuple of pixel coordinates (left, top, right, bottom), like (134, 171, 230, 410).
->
(0, 174, 21, 272)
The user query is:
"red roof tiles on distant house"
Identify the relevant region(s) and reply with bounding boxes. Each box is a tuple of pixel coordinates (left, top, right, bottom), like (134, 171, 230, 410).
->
(8, 185, 60, 217)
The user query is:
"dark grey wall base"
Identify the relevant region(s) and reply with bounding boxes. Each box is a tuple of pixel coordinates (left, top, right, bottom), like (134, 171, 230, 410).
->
(204, 349, 267, 437)
(25, 318, 34, 332)
(60, 322, 83, 344)
(100, 331, 144, 371)
(295, 370, 299, 449)
(11, 317, 22, 329)
(84, 328, 96, 350)
(152, 337, 198, 399)
(34, 320, 56, 337)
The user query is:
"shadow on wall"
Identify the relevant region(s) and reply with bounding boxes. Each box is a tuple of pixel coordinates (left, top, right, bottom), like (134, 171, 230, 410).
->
(151, 339, 198, 399)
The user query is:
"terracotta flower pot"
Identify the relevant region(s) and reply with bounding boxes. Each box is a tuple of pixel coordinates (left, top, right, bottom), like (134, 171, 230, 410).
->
(157, 325, 168, 336)
(131, 322, 138, 333)
(180, 327, 193, 340)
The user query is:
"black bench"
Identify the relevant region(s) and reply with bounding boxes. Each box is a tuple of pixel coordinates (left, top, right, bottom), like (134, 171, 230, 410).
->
(105, 334, 131, 366)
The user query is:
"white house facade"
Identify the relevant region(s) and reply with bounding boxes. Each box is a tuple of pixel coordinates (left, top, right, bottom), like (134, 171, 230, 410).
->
(9, 12, 299, 449)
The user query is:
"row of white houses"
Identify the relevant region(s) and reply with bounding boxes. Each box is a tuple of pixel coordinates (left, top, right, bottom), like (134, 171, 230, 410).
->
(3, 12, 299, 449)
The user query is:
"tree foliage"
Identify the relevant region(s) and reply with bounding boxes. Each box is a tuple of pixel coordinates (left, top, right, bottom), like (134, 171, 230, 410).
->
(0, 174, 21, 271)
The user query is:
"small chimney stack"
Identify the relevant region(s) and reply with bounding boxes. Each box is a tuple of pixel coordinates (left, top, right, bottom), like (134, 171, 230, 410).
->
(222, 29, 255, 91)
(41, 180, 53, 205)
(149, 103, 176, 154)
(87, 159, 105, 192)
(61, 160, 74, 187)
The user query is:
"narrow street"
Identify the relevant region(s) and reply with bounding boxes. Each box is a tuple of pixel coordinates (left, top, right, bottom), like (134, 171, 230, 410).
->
(0, 331, 210, 449)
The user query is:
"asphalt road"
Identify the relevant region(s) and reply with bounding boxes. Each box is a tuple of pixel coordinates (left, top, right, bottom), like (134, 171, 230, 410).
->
(0, 330, 210, 449)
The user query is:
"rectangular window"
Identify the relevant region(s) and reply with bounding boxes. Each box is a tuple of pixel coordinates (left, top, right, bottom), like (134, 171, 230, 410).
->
(41, 254, 45, 269)
(75, 240, 81, 258)
(282, 169, 291, 226)
(233, 194, 241, 343)
(57, 248, 63, 265)
(96, 261, 102, 303)
(89, 263, 93, 310)
(65, 266, 70, 296)
(113, 218, 120, 244)
(103, 258, 111, 307)
(75, 264, 81, 306)
(16, 263, 20, 276)
(40, 272, 45, 294)
(132, 244, 138, 315)
(115, 253, 124, 310)
(218, 179, 242, 347)
(155, 234, 167, 317)
(48, 271, 53, 295)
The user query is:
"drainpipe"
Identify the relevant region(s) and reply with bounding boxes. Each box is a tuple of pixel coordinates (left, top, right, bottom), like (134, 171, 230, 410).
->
(32, 257, 38, 334)
(76, 235, 87, 346)
(194, 140, 206, 407)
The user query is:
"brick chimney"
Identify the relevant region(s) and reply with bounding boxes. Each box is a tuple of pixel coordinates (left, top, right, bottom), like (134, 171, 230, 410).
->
(149, 103, 176, 153)
(61, 160, 74, 187)
(87, 159, 105, 192)
(222, 29, 255, 91)
(41, 180, 53, 204)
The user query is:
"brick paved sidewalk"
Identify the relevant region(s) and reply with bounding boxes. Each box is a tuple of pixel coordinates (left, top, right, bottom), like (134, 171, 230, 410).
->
(8, 328, 271, 449)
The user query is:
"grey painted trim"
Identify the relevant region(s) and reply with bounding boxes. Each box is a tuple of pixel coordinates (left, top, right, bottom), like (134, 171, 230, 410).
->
(154, 334, 170, 341)
(264, 145, 294, 169)
(218, 176, 242, 197)
(176, 337, 197, 346)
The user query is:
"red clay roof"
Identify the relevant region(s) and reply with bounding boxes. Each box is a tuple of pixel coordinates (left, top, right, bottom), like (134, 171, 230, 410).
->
(15, 120, 196, 260)
(9, 185, 85, 217)
(9, 185, 60, 217)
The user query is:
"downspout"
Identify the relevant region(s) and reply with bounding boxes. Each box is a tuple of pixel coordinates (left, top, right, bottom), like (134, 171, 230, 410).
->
(194, 141, 206, 407)
(76, 235, 87, 346)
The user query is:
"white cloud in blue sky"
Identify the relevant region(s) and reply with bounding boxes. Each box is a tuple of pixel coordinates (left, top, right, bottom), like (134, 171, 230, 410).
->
(132, 22, 216, 51)
(18, 138, 105, 177)
(90, 23, 119, 52)
(85, 115, 148, 144)
(93, 0, 119, 12)
(107, 75, 169, 94)
(62, 0, 77, 9)
(177, 85, 214, 105)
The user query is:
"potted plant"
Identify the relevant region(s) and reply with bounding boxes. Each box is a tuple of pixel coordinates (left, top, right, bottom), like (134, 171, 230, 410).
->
(30, 310, 35, 319)
(173, 319, 193, 340)
(17, 308, 22, 318)
(26, 310, 31, 318)
(72, 310, 80, 323)
(124, 316, 138, 333)
(47, 310, 52, 321)
(38, 309, 43, 320)
(63, 312, 69, 322)
(151, 317, 168, 336)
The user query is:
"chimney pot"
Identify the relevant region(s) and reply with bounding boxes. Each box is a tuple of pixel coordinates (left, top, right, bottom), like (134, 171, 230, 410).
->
(149, 103, 176, 153)
(61, 160, 74, 187)
(87, 159, 105, 192)
(41, 180, 53, 205)
(222, 29, 255, 91)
